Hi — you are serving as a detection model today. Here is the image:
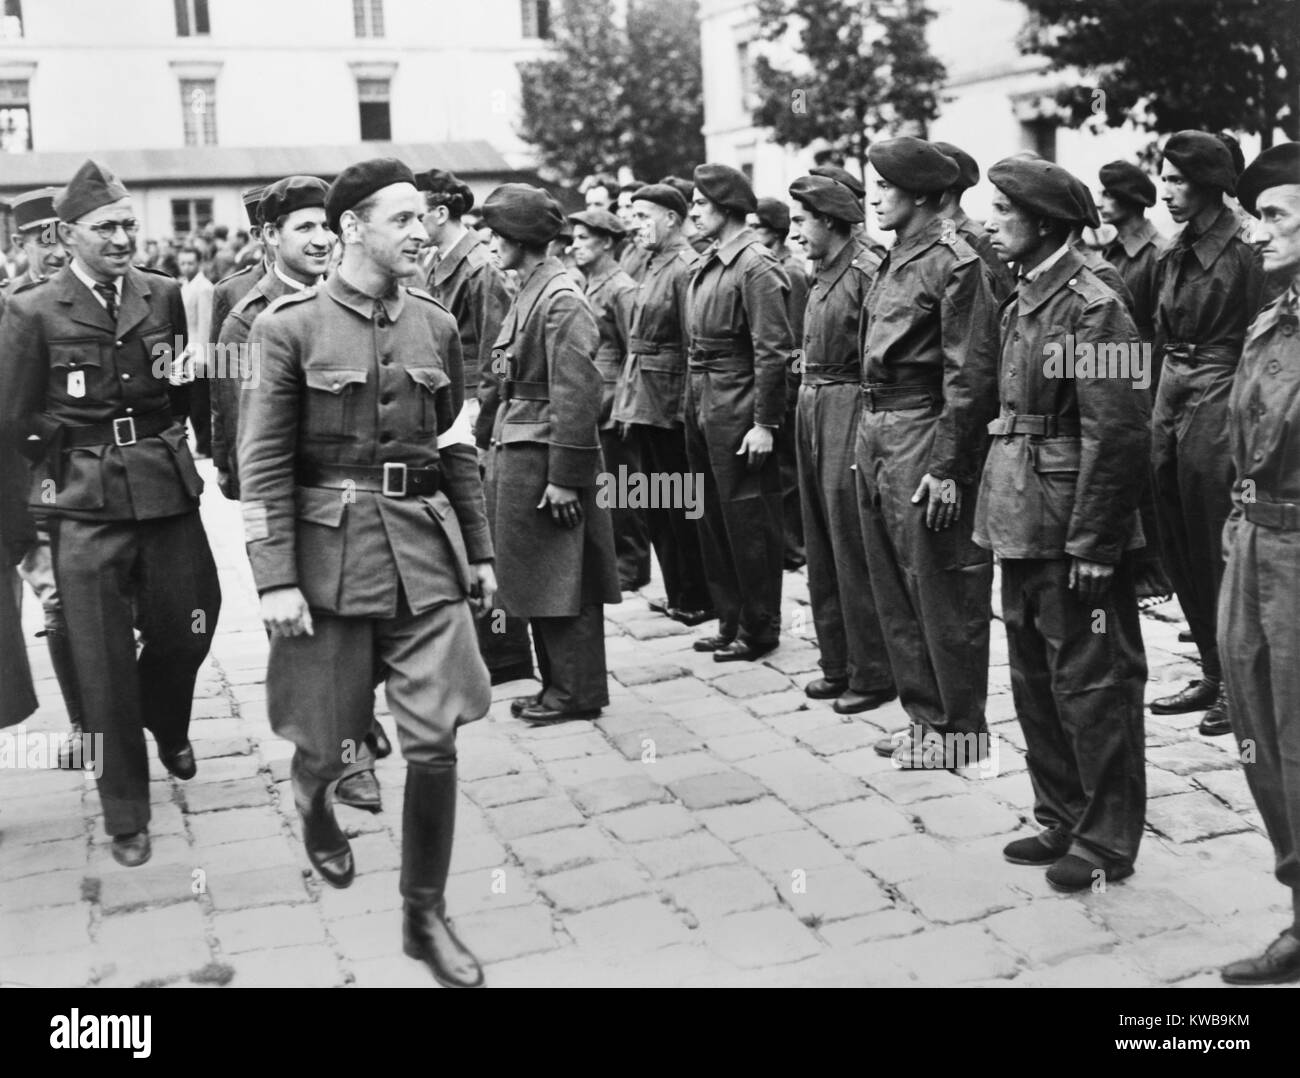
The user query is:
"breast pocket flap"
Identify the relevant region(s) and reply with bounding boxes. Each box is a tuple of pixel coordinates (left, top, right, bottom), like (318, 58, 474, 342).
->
(305, 368, 368, 395)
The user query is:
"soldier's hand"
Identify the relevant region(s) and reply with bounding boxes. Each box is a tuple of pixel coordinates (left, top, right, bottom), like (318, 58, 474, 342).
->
(469, 561, 498, 612)
(1069, 558, 1115, 603)
(537, 483, 582, 529)
(261, 587, 314, 638)
(736, 425, 775, 469)
(911, 473, 962, 531)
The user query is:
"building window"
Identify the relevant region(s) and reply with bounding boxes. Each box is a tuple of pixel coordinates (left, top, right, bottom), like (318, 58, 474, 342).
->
(353, 0, 384, 38)
(737, 41, 758, 110)
(1, 1, 23, 40)
(0, 79, 31, 152)
(180, 79, 218, 146)
(520, 0, 551, 39)
(174, 0, 210, 37)
(357, 77, 391, 141)
(171, 198, 214, 238)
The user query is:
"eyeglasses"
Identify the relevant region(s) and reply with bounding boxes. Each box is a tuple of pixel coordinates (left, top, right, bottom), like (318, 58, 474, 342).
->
(84, 219, 141, 239)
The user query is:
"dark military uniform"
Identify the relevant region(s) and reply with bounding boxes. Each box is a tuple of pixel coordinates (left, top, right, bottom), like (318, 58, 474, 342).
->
(210, 262, 263, 347)
(950, 208, 1014, 302)
(1102, 218, 1166, 345)
(619, 242, 651, 282)
(686, 229, 793, 648)
(776, 247, 810, 568)
(0, 265, 221, 835)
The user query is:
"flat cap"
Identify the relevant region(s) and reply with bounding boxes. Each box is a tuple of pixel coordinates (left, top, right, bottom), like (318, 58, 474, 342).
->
(988, 156, 1096, 225)
(635, 183, 689, 219)
(325, 157, 415, 233)
(259, 175, 329, 226)
(788, 175, 864, 223)
(693, 163, 757, 216)
(54, 159, 129, 223)
(10, 188, 60, 232)
(1098, 160, 1157, 208)
(754, 197, 791, 234)
(481, 183, 564, 245)
(867, 137, 959, 194)
(809, 164, 865, 199)
(1237, 141, 1300, 217)
(1162, 131, 1237, 195)
(415, 168, 475, 214)
(567, 208, 624, 236)
(932, 141, 980, 191)
(241, 185, 267, 226)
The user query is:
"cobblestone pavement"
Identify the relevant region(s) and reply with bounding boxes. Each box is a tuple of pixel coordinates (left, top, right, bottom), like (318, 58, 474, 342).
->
(1, 463, 1295, 988)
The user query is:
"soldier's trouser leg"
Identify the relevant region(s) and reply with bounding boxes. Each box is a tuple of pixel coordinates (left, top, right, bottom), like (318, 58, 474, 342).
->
(1220, 520, 1300, 893)
(52, 512, 220, 835)
(189, 374, 212, 456)
(777, 404, 804, 566)
(797, 385, 892, 692)
(600, 427, 651, 587)
(531, 606, 609, 713)
(18, 533, 82, 725)
(854, 409, 991, 735)
(639, 424, 711, 612)
(1003, 558, 1148, 867)
(1152, 366, 1234, 680)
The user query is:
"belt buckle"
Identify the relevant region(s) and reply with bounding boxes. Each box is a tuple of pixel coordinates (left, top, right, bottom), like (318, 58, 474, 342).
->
(382, 462, 408, 497)
(862, 386, 877, 412)
(112, 416, 137, 447)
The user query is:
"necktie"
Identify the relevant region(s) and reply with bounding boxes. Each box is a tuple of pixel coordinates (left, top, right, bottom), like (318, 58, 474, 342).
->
(94, 282, 118, 323)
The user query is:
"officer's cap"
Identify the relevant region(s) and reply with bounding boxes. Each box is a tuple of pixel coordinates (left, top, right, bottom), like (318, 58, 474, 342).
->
(693, 163, 758, 216)
(1161, 131, 1237, 195)
(260, 176, 329, 227)
(867, 138, 960, 195)
(1098, 160, 1157, 208)
(1236, 141, 1300, 217)
(932, 142, 980, 191)
(10, 188, 60, 233)
(480, 183, 565, 245)
(567, 208, 625, 237)
(809, 164, 865, 199)
(637, 183, 689, 219)
(988, 156, 1096, 226)
(325, 157, 416, 234)
(753, 197, 791, 234)
(54, 159, 129, 223)
(788, 175, 865, 224)
(241, 185, 267, 226)
(415, 168, 475, 215)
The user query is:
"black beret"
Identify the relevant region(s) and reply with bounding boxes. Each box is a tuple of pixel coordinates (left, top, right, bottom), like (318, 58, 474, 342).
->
(10, 187, 60, 232)
(988, 156, 1095, 225)
(788, 175, 864, 224)
(932, 141, 980, 191)
(1066, 172, 1102, 229)
(1098, 160, 1157, 208)
(1161, 131, 1237, 195)
(659, 175, 697, 208)
(555, 217, 574, 241)
(568, 208, 625, 236)
(259, 175, 329, 226)
(1237, 141, 1300, 217)
(325, 157, 416, 233)
(753, 197, 791, 233)
(55, 159, 129, 223)
(809, 164, 865, 199)
(1217, 133, 1246, 177)
(693, 163, 757, 216)
(241, 185, 267, 226)
(415, 167, 475, 214)
(481, 182, 564, 245)
(634, 183, 689, 219)
(867, 137, 959, 194)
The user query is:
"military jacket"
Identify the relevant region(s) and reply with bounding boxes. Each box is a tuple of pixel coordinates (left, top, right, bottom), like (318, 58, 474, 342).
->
(428, 228, 515, 394)
(800, 237, 878, 385)
(581, 259, 636, 430)
(1102, 218, 1166, 340)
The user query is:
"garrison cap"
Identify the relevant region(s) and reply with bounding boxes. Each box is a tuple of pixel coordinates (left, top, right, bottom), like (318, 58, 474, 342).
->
(693, 163, 758, 216)
(259, 175, 329, 226)
(634, 183, 689, 219)
(932, 142, 980, 191)
(10, 188, 60, 232)
(1098, 160, 1157, 208)
(1161, 131, 1238, 195)
(241, 185, 267, 226)
(867, 137, 959, 194)
(1236, 141, 1300, 217)
(54, 159, 129, 223)
(325, 157, 416, 233)
(809, 164, 865, 199)
(753, 197, 791, 234)
(988, 156, 1096, 225)
(415, 168, 475, 214)
(788, 175, 864, 224)
(567, 208, 625, 236)
(481, 183, 565, 245)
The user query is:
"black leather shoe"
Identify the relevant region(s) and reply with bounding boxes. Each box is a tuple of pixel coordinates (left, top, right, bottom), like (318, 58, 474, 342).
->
(1178, 629, 1195, 643)
(647, 598, 672, 615)
(111, 830, 151, 868)
(1046, 853, 1133, 892)
(714, 640, 778, 663)
(335, 770, 383, 814)
(510, 693, 541, 717)
(57, 726, 84, 770)
(1221, 929, 1300, 985)
(805, 677, 848, 700)
(670, 607, 716, 627)
(159, 740, 197, 781)
(783, 555, 806, 571)
(518, 702, 600, 724)
(1003, 832, 1069, 865)
(1150, 678, 1219, 715)
(693, 633, 735, 653)
(620, 575, 650, 591)
(1199, 688, 1231, 736)
(833, 687, 897, 715)
(364, 722, 393, 759)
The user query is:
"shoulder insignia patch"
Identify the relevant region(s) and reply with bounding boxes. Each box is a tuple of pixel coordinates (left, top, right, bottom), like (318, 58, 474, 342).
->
(265, 288, 317, 313)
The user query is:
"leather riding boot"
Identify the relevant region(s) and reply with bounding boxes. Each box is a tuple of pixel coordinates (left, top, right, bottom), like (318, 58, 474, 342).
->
(292, 757, 354, 888)
(400, 763, 484, 988)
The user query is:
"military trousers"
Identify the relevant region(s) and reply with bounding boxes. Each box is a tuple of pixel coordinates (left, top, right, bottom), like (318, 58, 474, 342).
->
(853, 406, 991, 735)
(1152, 362, 1235, 680)
(684, 370, 784, 646)
(50, 511, 221, 835)
(1002, 557, 1148, 868)
(600, 426, 652, 587)
(795, 383, 892, 692)
(776, 393, 804, 567)
(1219, 518, 1300, 891)
(632, 423, 711, 612)
(532, 605, 609, 713)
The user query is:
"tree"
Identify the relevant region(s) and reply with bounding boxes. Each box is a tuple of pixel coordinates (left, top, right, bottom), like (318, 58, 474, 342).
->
(624, 0, 707, 180)
(750, 0, 947, 180)
(1016, 0, 1299, 148)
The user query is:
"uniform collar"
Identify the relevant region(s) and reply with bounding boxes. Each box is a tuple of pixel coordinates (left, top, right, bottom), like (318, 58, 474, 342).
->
(1020, 241, 1073, 284)
(1114, 217, 1160, 258)
(431, 227, 482, 287)
(813, 235, 857, 290)
(646, 232, 691, 265)
(1246, 283, 1300, 342)
(70, 259, 123, 301)
(713, 227, 756, 266)
(273, 264, 314, 292)
(886, 216, 948, 270)
(1015, 245, 1087, 315)
(1177, 203, 1238, 269)
(582, 255, 619, 291)
(326, 268, 405, 321)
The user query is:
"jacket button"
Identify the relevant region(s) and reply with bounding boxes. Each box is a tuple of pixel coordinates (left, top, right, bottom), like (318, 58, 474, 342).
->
(115, 340, 123, 348)
(125, 406, 134, 414)
(1254, 451, 1264, 461)
(332, 380, 341, 390)
(121, 372, 131, 380)
(1268, 360, 1281, 374)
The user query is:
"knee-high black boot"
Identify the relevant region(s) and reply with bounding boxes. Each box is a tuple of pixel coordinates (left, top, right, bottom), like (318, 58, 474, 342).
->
(400, 762, 484, 988)
(46, 629, 84, 770)
(292, 755, 354, 888)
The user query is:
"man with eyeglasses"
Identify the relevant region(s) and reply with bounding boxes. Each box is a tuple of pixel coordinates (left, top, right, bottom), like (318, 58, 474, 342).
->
(0, 159, 222, 868)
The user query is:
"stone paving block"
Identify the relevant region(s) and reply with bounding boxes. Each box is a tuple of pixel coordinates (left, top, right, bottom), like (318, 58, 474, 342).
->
(570, 773, 669, 815)
(758, 710, 829, 739)
(192, 737, 253, 760)
(639, 751, 728, 786)
(318, 870, 402, 920)
(911, 794, 1021, 840)
(862, 766, 969, 804)
(984, 901, 1116, 963)
(896, 870, 1021, 924)
(701, 908, 824, 968)
(599, 803, 698, 844)
(197, 835, 304, 877)
(711, 666, 793, 699)
(0, 838, 85, 880)
(632, 831, 737, 879)
(1014, 954, 1153, 988)
(1146, 740, 1238, 776)
(464, 771, 554, 808)
(535, 861, 650, 912)
(1082, 887, 1207, 940)
(450, 904, 563, 966)
(745, 691, 814, 717)
(667, 699, 756, 729)
(214, 903, 327, 953)
(1126, 923, 1268, 983)
(705, 730, 793, 762)
(0, 903, 89, 959)
(664, 864, 781, 921)
(859, 923, 1020, 985)
(229, 944, 343, 988)
(207, 864, 309, 911)
(595, 708, 677, 737)
(0, 868, 87, 913)
(611, 723, 704, 759)
(668, 770, 767, 810)
(807, 801, 916, 848)
(99, 863, 200, 914)
(187, 806, 284, 847)
(1145, 790, 1254, 843)
(544, 754, 643, 788)
(1192, 768, 1257, 813)
(94, 937, 213, 988)
(979, 771, 1037, 811)
(327, 910, 396, 962)
(450, 832, 509, 875)
(1, 812, 86, 848)
(780, 863, 893, 924)
(734, 828, 847, 879)
(190, 754, 265, 783)
(565, 896, 695, 954)
(523, 730, 609, 763)
(181, 777, 270, 814)
(446, 869, 542, 915)
(507, 826, 617, 876)
(611, 663, 690, 687)
(817, 908, 925, 948)
(633, 678, 718, 705)
(0, 789, 84, 828)
(488, 796, 586, 840)
(0, 947, 96, 988)
(698, 798, 805, 842)
(348, 831, 402, 874)
(99, 903, 205, 956)
(457, 749, 534, 783)
(736, 753, 867, 812)
(763, 649, 824, 677)
(796, 722, 885, 757)
(824, 745, 899, 780)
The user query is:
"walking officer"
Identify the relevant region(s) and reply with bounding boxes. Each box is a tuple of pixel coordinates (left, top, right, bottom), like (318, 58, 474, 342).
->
(239, 158, 492, 988)
(0, 159, 222, 866)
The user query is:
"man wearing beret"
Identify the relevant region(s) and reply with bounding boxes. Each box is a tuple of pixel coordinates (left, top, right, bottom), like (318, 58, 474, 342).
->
(1148, 131, 1266, 737)
(1098, 161, 1166, 345)
(1217, 142, 1300, 984)
(687, 163, 794, 662)
(481, 183, 621, 723)
(0, 159, 222, 866)
(859, 137, 999, 766)
(661, 175, 712, 255)
(210, 185, 268, 343)
(933, 141, 1015, 302)
(810, 163, 889, 260)
(239, 157, 492, 987)
(788, 175, 894, 715)
(980, 156, 1150, 890)
(614, 183, 713, 625)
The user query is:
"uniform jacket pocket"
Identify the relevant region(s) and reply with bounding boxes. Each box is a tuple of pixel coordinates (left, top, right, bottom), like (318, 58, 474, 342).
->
(304, 368, 368, 439)
(294, 485, 347, 611)
(405, 366, 451, 435)
(421, 490, 473, 594)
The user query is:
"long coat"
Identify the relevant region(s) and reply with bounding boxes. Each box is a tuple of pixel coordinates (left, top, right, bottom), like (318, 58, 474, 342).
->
(485, 258, 621, 617)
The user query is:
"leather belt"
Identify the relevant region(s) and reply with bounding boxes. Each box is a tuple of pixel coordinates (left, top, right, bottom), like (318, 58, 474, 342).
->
(987, 414, 1082, 437)
(1243, 500, 1300, 530)
(62, 410, 177, 448)
(503, 379, 548, 401)
(803, 364, 859, 386)
(1161, 342, 1238, 368)
(298, 461, 441, 498)
(860, 384, 942, 412)
(627, 338, 682, 356)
